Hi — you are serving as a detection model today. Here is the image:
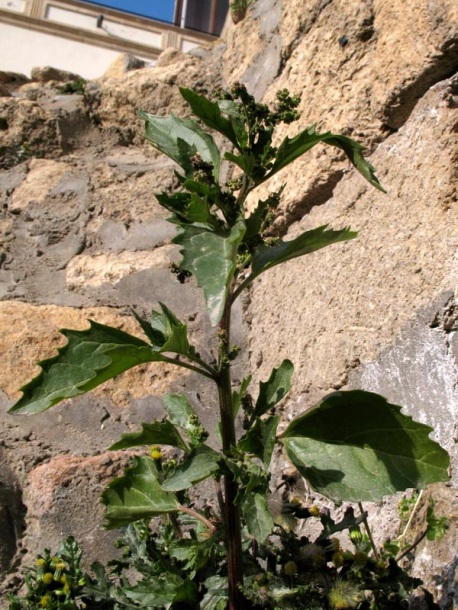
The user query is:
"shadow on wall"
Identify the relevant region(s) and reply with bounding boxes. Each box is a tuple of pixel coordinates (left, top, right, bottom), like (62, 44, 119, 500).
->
(350, 291, 458, 484)
(0, 457, 26, 583)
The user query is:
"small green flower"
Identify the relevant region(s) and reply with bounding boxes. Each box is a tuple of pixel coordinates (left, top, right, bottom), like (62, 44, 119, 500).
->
(349, 526, 362, 543)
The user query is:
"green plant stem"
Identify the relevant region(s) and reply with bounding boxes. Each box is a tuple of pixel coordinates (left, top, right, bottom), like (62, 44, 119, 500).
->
(217, 295, 245, 610)
(358, 502, 380, 560)
(233, 274, 253, 303)
(185, 353, 219, 377)
(160, 355, 217, 380)
(396, 530, 427, 562)
(236, 172, 252, 209)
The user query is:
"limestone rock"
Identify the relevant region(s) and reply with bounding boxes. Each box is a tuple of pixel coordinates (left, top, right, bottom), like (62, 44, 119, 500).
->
(30, 66, 83, 83)
(248, 75, 457, 405)
(23, 452, 135, 570)
(0, 98, 59, 169)
(250, 0, 458, 232)
(102, 53, 146, 79)
(0, 71, 29, 97)
(0, 301, 177, 402)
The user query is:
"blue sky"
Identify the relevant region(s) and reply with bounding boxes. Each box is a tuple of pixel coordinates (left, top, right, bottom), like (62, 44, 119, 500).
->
(79, 0, 176, 22)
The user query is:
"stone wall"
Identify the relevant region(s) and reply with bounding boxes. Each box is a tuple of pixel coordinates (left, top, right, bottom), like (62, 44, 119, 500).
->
(0, 0, 457, 604)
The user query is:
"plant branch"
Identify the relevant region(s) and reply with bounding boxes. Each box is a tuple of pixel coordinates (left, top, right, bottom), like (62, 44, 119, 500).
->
(396, 530, 427, 562)
(233, 271, 256, 302)
(236, 172, 252, 210)
(184, 352, 219, 377)
(160, 355, 217, 380)
(214, 478, 225, 517)
(171, 506, 216, 535)
(358, 502, 380, 561)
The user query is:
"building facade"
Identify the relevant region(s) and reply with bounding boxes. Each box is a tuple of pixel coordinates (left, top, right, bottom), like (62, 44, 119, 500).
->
(0, 0, 228, 78)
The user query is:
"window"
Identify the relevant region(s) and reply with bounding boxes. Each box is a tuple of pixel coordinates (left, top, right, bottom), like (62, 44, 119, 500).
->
(175, 0, 229, 36)
(78, 0, 175, 23)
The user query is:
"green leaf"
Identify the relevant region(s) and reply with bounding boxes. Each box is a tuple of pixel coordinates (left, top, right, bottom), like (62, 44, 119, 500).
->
(180, 88, 239, 149)
(255, 360, 294, 416)
(162, 445, 220, 491)
(155, 191, 191, 219)
(232, 375, 252, 417)
(267, 126, 386, 192)
(131, 303, 191, 357)
(186, 192, 223, 230)
(201, 575, 228, 610)
(224, 151, 256, 177)
(123, 574, 197, 608)
(109, 420, 188, 452)
(156, 187, 225, 233)
(242, 493, 274, 542)
(162, 393, 196, 429)
(138, 110, 221, 181)
(9, 322, 162, 415)
(149, 303, 191, 355)
(162, 393, 209, 448)
(101, 456, 179, 528)
(174, 221, 246, 326)
(217, 99, 248, 148)
(244, 187, 284, 242)
(281, 390, 450, 503)
(426, 498, 448, 541)
(238, 415, 280, 467)
(247, 225, 356, 284)
(170, 537, 216, 578)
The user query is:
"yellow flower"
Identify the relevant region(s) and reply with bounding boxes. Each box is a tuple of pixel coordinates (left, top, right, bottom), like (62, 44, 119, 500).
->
(353, 550, 368, 567)
(309, 504, 321, 517)
(284, 560, 298, 576)
(150, 446, 162, 460)
(39, 594, 53, 608)
(35, 558, 46, 567)
(332, 550, 345, 568)
(42, 572, 54, 585)
(328, 537, 341, 552)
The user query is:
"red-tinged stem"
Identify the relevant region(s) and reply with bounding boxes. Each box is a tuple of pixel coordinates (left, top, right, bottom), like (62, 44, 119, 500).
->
(217, 296, 245, 610)
(172, 506, 216, 535)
